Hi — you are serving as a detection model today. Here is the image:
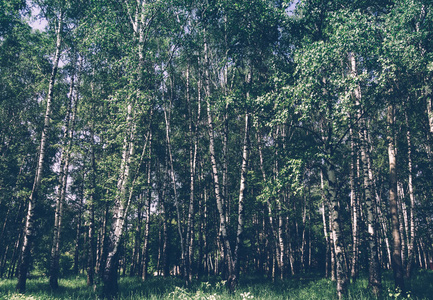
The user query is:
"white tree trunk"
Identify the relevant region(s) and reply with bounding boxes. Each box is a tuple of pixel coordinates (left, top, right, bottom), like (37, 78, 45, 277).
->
(141, 131, 152, 281)
(349, 126, 359, 280)
(320, 170, 330, 279)
(204, 35, 234, 282)
(387, 103, 405, 291)
(50, 57, 79, 289)
(102, 102, 135, 297)
(233, 111, 249, 280)
(349, 52, 381, 294)
(326, 161, 347, 299)
(17, 9, 64, 293)
(405, 112, 416, 277)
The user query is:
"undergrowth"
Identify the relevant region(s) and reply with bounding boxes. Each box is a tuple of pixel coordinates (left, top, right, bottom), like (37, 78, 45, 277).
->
(0, 270, 432, 299)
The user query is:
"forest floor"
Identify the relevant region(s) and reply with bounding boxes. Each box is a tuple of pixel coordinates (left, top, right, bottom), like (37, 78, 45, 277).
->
(0, 270, 432, 299)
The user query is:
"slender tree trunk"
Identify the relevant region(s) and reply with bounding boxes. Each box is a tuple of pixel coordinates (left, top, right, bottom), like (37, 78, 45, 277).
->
(231, 70, 251, 284)
(161, 191, 169, 278)
(272, 127, 285, 279)
(286, 213, 295, 276)
(141, 129, 152, 281)
(427, 97, 433, 134)
(405, 112, 416, 278)
(73, 183, 84, 275)
(233, 70, 252, 284)
(185, 66, 200, 283)
(130, 196, 142, 277)
(256, 128, 281, 281)
(102, 102, 135, 298)
(8, 232, 23, 278)
(328, 203, 336, 281)
(204, 35, 234, 282)
(97, 200, 109, 278)
(300, 193, 308, 272)
(197, 189, 204, 278)
(387, 103, 405, 292)
(377, 199, 392, 268)
(359, 114, 381, 294)
(233, 111, 249, 283)
(163, 92, 186, 279)
(350, 52, 381, 290)
(86, 192, 95, 286)
(203, 185, 209, 277)
(0, 245, 10, 278)
(320, 170, 331, 279)
(87, 93, 97, 286)
(326, 160, 348, 299)
(349, 126, 359, 280)
(222, 14, 229, 229)
(222, 90, 229, 228)
(16, 10, 63, 293)
(87, 201, 96, 286)
(50, 56, 78, 289)
(397, 184, 407, 267)
(360, 124, 381, 295)
(0, 161, 26, 275)
(101, 3, 150, 292)
(0, 208, 11, 277)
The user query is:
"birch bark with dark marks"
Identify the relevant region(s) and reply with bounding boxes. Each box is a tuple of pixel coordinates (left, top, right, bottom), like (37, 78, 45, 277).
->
(16, 9, 64, 293)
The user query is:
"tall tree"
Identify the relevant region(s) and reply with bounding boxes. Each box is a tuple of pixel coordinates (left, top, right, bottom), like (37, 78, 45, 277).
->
(49, 54, 80, 289)
(16, 4, 64, 292)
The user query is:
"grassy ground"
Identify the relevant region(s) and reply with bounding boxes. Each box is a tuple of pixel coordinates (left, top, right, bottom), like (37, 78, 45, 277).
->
(0, 270, 432, 299)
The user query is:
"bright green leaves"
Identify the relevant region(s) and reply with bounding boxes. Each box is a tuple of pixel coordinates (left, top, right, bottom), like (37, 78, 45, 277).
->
(327, 9, 380, 58)
(380, 0, 432, 83)
(258, 158, 305, 205)
(293, 39, 351, 135)
(287, 7, 386, 152)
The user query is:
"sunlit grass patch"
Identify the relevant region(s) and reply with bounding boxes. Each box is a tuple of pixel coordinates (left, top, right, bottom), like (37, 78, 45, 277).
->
(0, 276, 96, 300)
(0, 271, 432, 299)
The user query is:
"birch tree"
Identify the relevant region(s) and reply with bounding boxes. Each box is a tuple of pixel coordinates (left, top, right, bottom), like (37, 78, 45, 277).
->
(16, 5, 64, 292)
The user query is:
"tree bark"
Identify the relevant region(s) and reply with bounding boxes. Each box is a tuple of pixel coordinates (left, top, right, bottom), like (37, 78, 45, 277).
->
(256, 127, 281, 281)
(50, 55, 79, 289)
(233, 111, 249, 283)
(326, 160, 348, 299)
(102, 102, 135, 298)
(130, 196, 142, 277)
(350, 52, 381, 294)
(73, 187, 84, 275)
(161, 187, 170, 277)
(185, 65, 200, 283)
(272, 127, 286, 279)
(349, 125, 359, 280)
(387, 103, 405, 292)
(405, 112, 416, 278)
(16, 9, 63, 293)
(320, 170, 331, 278)
(141, 129, 152, 281)
(361, 124, 381, 294)
(204, 35, 234, 283)
(163, 89, 186, 280)
(87, 201, 96, 286)
(86, 76, 98, 286)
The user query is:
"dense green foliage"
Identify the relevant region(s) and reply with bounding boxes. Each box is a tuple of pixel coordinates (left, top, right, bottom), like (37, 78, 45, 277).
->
(1, 0, 433, 298)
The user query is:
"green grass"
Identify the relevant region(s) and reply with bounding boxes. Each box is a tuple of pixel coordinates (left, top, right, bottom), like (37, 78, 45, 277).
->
(1, 271, 432, 299)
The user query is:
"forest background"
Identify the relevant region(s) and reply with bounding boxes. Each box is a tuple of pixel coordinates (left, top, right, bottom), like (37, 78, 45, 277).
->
(1, 0, 433, 299)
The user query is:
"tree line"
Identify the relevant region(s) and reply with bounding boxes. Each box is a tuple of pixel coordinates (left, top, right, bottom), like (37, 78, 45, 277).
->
(1, 0, 433, 298)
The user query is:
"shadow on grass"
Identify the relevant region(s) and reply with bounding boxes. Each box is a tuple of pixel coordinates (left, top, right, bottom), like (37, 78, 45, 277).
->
(0, 276, 96, 299)
(0, 270, 432, 299)
(406, 270, 433, 299)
